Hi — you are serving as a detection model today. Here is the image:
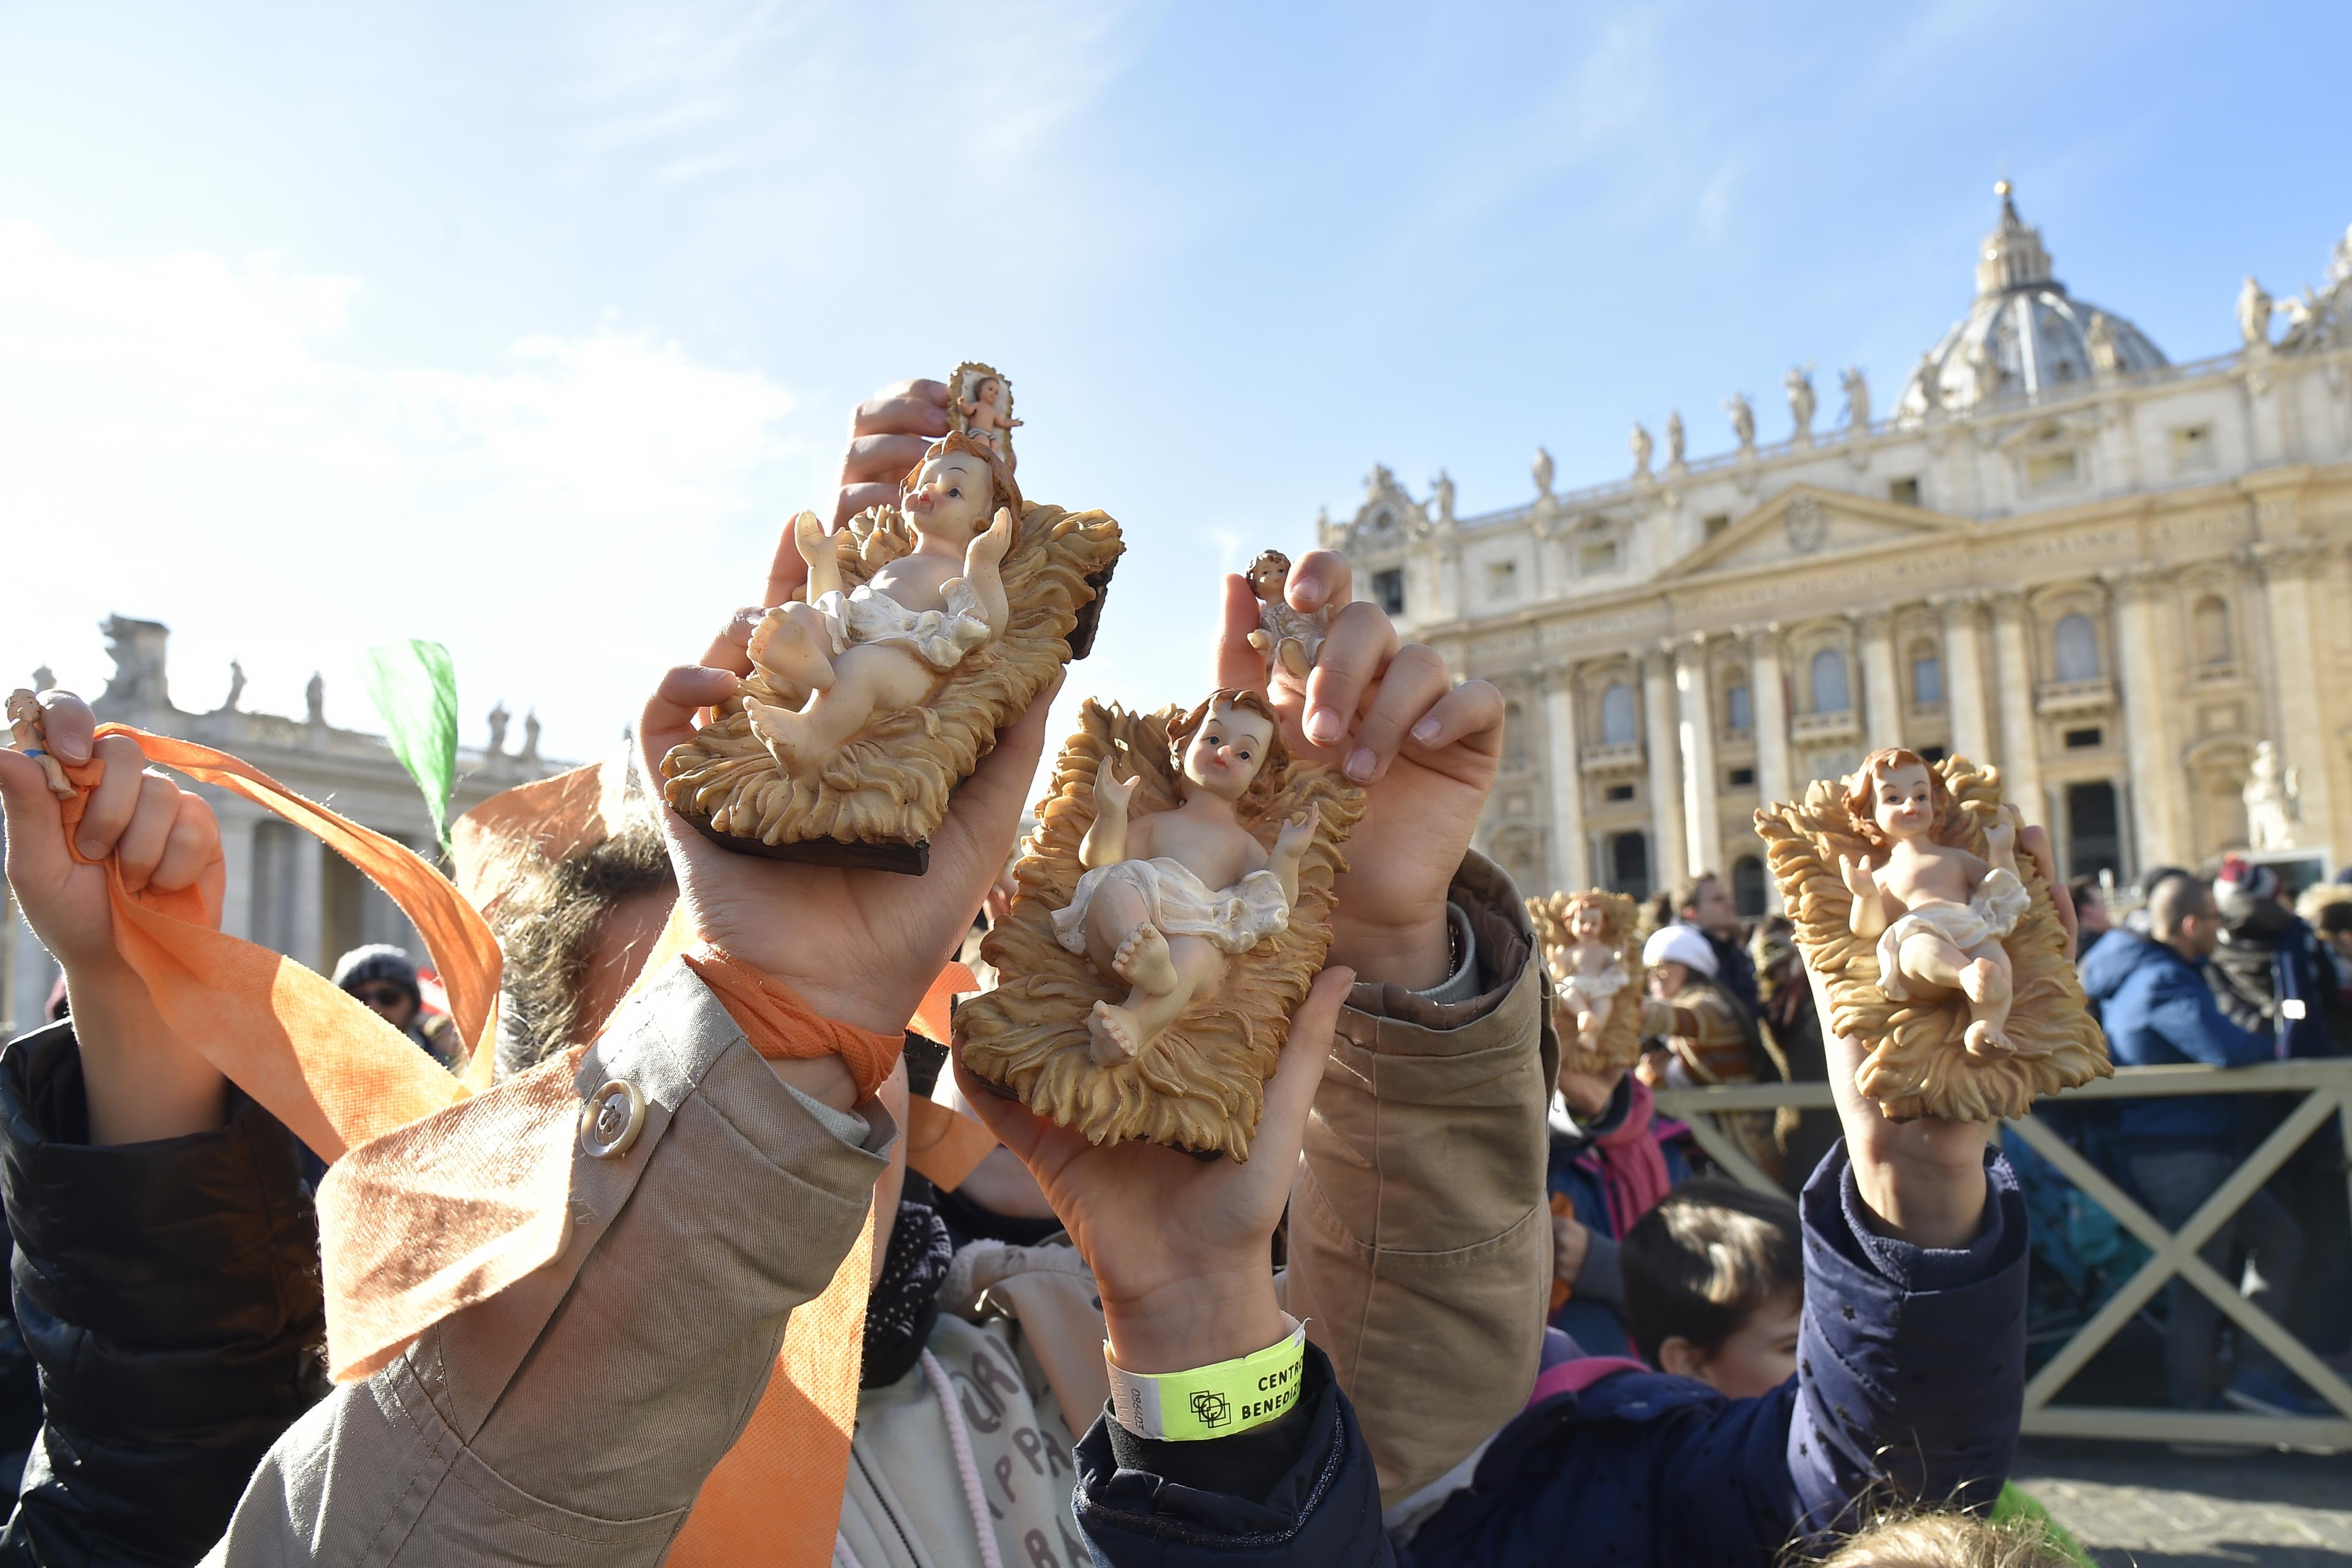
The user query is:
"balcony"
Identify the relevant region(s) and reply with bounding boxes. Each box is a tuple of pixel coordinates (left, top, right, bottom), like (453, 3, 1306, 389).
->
(2035, 677, 2117, 719)
(1580, 740, 1648, 775)
(1789, 708, 1860, 744)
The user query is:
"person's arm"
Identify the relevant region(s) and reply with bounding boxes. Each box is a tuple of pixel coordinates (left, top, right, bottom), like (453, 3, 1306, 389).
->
(2149, 968, 2275, 1067)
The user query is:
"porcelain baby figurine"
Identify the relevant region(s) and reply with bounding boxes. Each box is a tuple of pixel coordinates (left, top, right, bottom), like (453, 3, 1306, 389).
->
(1838, 747, 2029, 1055)
(1054, 689, 1319, 1066)
(1242, 549, 1333, 680)
(959, 371, 1022, 458)
(1551, 891, 1632, 1050)
(741, 432, 1018, 772)
(6, 690, 75, 799)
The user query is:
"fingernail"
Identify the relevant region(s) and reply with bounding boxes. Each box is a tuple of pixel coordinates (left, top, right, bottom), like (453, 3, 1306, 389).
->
(1305, 707, 1343, 744)
(1411, 718, 1439, 744)
(75, 837, 103, 859)
(55, 734, 89, 763)
(1344, 747, 1377, 782)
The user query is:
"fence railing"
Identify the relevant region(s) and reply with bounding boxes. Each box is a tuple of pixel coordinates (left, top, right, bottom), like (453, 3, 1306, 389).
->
(1655, 1058, 2352, 1450)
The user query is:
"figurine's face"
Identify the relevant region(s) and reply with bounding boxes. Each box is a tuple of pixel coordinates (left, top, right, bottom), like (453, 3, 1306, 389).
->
(1568, 902, 1605, 943)
(1248, 562, 1287, 602)
(974, 377, 1002, 409)
(1181, 701, 1275, 801)
(1869, 761, 1936, 841)
(905, 450, 993, 541)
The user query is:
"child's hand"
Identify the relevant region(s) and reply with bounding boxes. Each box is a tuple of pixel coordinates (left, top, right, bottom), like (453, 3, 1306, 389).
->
(791, 508, 829, 572)
(1093, 755, 1139, 815)
(1984, 805, 2018, 858)
(1552, 1210, 1591, 1284)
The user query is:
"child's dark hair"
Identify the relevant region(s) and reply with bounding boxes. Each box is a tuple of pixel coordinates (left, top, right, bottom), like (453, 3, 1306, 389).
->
(1620, 1178, 1802, 1368)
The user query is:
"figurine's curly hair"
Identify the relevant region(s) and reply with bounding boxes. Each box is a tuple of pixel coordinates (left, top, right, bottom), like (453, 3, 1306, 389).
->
(1562, 889, 1627, 947)
(899, 429, 1024, 521)
(1246, 548, 1292, 586)
(1166, 688, 1289, 817)
(1843, 746, 1948, 853)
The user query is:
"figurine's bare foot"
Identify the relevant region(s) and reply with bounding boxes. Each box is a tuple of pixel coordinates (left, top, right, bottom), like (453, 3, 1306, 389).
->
(747, 609, 834, 693)
(1963, 1018, 2015, 1057)
(1277, 638, 1313, 680)
(1111, 924, 1178, 995)
(1087, 1001, 1145, 1066)
(745, 698, 826, 774)
(1957, 957, 2010, 1007)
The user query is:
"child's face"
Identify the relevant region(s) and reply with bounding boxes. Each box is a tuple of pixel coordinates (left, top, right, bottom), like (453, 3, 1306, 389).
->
(905, 450, 993, 541)
(1249, 561, 1287, 601)
(1689, 1289, 1802, 1400)
(1181, 702, 1275, 801)
(1871, 761, 1936, 842)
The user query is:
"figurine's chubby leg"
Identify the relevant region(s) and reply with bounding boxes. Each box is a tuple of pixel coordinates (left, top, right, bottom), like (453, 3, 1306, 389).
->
(1275, 637, 1314, 681)
(1110, 924, 1179, 997)
(1958, 941, 2016, 1057)
(747, 603, 836, 693)
(745, 644, 932, 774)
(1088, 937, 1224, 1067)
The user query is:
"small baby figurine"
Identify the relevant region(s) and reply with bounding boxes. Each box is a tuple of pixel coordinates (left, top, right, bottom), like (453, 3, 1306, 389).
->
(741, 433, 1018, 773)
(1054, 689, 1319, 1066)
(1243, 549, 1334, 680)
(6, 690, 76, 799)
(1838, 747, 2029, 1055)
(1550, 891, 1631, 1049)
(952, 363, 1022, 467)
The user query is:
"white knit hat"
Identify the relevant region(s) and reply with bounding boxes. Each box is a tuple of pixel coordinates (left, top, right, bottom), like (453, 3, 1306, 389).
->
(1642, 922, 1720, 978)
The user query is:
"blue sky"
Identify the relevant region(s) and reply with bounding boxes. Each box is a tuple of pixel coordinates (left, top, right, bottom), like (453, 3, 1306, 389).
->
(2, 0, 2345, 774)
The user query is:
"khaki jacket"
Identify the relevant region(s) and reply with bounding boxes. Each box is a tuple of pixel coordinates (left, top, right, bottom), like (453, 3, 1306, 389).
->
(1284, 850, 1559, 1504)
(207, 960, 892, 1566)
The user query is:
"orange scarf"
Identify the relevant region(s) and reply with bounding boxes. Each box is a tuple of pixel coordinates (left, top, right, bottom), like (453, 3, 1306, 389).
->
(61, 731, 968, 1561)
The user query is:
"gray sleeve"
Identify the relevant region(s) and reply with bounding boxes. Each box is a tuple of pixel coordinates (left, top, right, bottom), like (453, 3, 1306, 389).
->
(1572, 1231, 1623, 1308)
(209, 959, 892, 1566)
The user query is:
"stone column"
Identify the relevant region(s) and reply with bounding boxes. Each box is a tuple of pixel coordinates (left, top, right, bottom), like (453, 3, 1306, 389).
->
(2248, 540, 2339, 852)
(1936, 592, 1994, 765)
(2105, 566, 2187, 865)
(1675, 635, 1723, 877)
(1989, 592, 2046, 824)
(1543, 663, 1588, 891)
(1859, 609, 1902, 752)
(214, 802, 260, 946)
(1643, 644, 1689, 891)
(1749, 623, 1792, 809)
(291, 831, 326, 974)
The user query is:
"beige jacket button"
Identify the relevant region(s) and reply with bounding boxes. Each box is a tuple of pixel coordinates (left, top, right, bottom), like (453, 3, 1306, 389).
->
(579, 1080, 647, 1159)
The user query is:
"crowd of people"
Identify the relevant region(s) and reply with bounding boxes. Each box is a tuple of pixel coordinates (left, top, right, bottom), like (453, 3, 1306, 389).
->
(0, 377, 2337, 1565)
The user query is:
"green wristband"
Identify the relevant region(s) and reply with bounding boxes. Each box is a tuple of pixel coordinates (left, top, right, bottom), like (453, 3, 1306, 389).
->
(1104, 1317, 1308, 1441)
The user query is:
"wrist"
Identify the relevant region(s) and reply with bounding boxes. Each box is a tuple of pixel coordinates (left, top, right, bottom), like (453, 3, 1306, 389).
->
(1101, 1267, 1285, 1376)
(1849, 1139, 1991, 1250)
(1328, 910, 1450, 992)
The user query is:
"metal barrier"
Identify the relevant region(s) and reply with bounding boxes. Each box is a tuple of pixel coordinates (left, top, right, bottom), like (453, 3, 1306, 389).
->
(1655, 1058, 2352, 1450)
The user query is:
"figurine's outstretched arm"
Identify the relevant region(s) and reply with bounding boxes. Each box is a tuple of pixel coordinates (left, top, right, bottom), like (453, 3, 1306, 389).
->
(793, 510, 842, 604)
(1983, 805, 2022, 880)
(1268, 802, 1320, 910)
(960, 507, 1017, 635)
(1839, 854, 1888, 939)
(1081, 755, 1136, 869)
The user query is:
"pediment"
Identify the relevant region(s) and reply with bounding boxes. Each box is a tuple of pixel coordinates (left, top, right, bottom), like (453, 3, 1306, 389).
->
(1659, 485, 1967, 580)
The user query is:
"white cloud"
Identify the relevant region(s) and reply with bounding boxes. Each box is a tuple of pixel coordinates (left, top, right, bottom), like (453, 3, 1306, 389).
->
(0, 222, 804, 759)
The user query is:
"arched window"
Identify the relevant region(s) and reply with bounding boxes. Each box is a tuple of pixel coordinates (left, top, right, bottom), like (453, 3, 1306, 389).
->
(1724, 681, 1752, 734)
(2193, 595, 2234, 669)
(2054, 613, 2101, 682)
(1609, 831, 1651, 900)
(1503, 701, 1527, 770)
(1909, 639, 1943, 707)
(1809, 647, 1850, 714)
(1600, 682, 1637, 745)
(1731, 855, 1767, 918)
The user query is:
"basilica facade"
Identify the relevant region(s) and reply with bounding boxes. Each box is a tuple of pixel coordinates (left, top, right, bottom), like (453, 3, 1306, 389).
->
(1332, 187, 2352, 912)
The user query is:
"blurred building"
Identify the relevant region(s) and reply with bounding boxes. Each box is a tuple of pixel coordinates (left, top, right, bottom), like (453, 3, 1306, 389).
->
(4, 617, 564, 1033)
(1332, 187, 2352, 910)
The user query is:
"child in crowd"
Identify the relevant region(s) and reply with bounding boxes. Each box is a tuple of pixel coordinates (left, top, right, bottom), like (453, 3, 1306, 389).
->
(1547, 1061, 1691, 1359)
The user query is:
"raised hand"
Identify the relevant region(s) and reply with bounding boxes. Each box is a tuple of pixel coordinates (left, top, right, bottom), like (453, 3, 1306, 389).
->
(956, 967, 1355, 1372)
(967, 505, 1017, 568)
(1838, 853, 1877, 903)
(1216, 551, 1502, 989)
(1093, 755, 1138, 814)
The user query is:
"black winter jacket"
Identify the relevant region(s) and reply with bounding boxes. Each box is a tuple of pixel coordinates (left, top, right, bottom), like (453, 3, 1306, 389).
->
(0, 1023, 328, 1566)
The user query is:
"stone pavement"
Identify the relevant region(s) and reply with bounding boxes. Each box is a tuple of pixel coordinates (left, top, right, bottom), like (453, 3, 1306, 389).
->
(2010, 1438, 2352, 1566)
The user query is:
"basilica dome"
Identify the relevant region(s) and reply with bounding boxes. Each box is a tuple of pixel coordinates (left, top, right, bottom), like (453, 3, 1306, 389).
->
(1893, 183, 2166, 419)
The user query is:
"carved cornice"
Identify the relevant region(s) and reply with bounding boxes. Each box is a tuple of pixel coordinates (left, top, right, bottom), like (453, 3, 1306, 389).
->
(1855, 609, 1895, 641)
(2242, 538, 2331, 583)
(2099, 562, 2169, 600)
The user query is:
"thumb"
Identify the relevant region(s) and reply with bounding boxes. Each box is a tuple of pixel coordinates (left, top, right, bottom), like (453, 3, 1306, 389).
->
(1215, 574, 1269, 693)
(0, 748, 72, 896)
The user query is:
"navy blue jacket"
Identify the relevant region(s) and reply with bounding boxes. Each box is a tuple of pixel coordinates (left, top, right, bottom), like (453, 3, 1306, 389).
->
(2080, 930, 2273, 1141)
(1073, 1144, 2028, 1567)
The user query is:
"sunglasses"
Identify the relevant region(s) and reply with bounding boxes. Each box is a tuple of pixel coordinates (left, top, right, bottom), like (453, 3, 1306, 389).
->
(350, 984, 411, 1008)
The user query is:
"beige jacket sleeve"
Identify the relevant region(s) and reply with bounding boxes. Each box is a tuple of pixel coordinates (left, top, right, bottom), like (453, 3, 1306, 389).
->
(207, 959, 892, 1567)
(1281, 850, 1559, 1505)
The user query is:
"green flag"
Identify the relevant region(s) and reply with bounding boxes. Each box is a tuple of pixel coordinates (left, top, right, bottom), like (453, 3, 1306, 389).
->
(358, 640, 459, 850)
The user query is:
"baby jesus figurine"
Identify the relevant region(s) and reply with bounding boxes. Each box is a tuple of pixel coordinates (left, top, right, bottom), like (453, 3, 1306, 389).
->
(1838, 747, 2030, 1056)
(1551, 892, 1632, 1049)
(741, 432, 1017, 773)
(6, 690, 76, 799)
(1242, 549, 1335, 680)
(1054, 690, 1319, 1067)
(957, 371, 1022, 461)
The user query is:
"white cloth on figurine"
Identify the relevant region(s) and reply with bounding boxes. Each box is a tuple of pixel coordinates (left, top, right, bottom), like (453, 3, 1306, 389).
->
(814, 579, 991, 672)
(1561, 956, 1630, 1009)
(1052, 857, 1293, 959)
(1257, 601, 1327, 663)
(1874, 866, 2030, 999)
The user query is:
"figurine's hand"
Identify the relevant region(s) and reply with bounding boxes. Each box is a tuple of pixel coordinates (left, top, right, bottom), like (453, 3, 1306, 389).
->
(1806, 960, 1992, 1248)
(821, 377, 951, 538)
(956, 967, 1354, 1373)
(1093, 754, 1140, 815)
(1983, 805, 2018, 859)
(1218, 551, 1502, 990)
(791, 508, 829, 571)
(966, 506, 1016, 569)
(0, 690, 230, 1144)
(643, 616, 1058, 1050)
(1272, 801, 1320, 861)
(1837, 853, 1877, 903)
